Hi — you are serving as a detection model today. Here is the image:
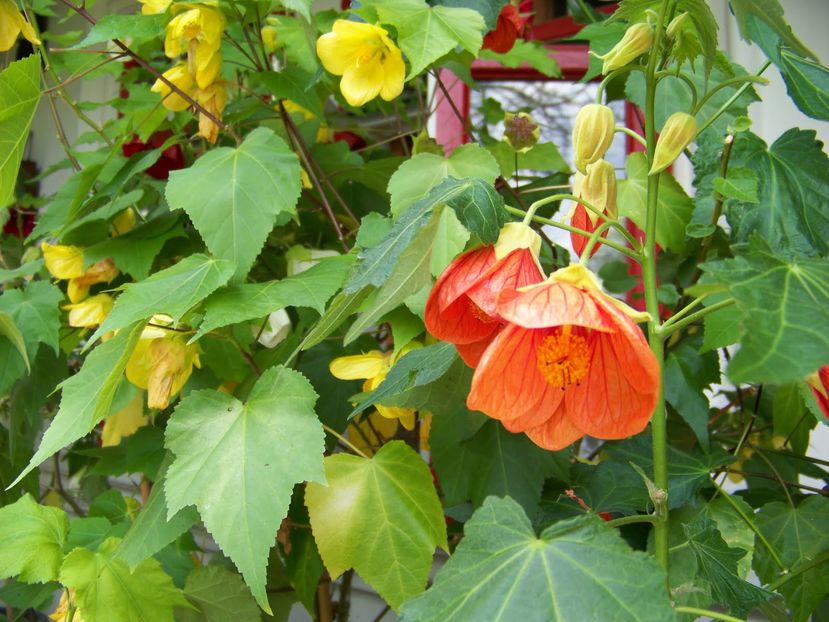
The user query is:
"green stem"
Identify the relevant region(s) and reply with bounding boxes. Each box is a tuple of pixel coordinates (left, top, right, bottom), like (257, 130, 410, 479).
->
(696, 61, 771, 135)
(616, 126, 648, 147)
(579, 220, 616, 261)
(659, 298, 735, 338)
(606, 513, 658, 528)
(642, 0, 672, 573)
(323, 423, 368, 459)
(654, 70, 698, 110)
(766, 549, 829, 591)
(674, 606, 745, 622)
(694, 75, 769, 115)
(596, 66, 640, 103)
(520, 193, 572, 225)
(505, 206, 641, 261)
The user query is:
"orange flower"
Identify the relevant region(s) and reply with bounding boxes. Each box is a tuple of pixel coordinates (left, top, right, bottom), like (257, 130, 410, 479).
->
(424, 223, 544, 367)
(482, 4, 528, 54)
(467, 263, 659, 450)
(569, 203, 607, 259)
(807, 366, 829, 421)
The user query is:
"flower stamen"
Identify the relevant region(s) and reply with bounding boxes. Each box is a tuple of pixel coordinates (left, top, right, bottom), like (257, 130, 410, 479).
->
(468, 299, 497, 324)
(536, 326, 591, 389)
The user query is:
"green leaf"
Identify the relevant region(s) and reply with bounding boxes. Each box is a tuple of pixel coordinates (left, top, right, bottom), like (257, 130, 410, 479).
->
(388, 144, 500, 217)
(166, 128, 301, 281)
(664, 341, 719, 450)
(0, 55, 41, 210)
(431, 0, 508, 30)
(8, 322, 145, 489)
(729, 0, 816, 61)
(77, 14, 166, 47)
(618, 152, 692, 252)
(713, 167, 759, 203)
(779, 50, 829, 121)
(479, 40, 560, 77)
(60, 538, 185, 622)
(351, 342, 457, 416)
(178, 565, 261, 622)
(91, 254, 235, 343)
(432, 419, 562, 514)
(701, 293, 742, 352)
(754, 496, 829, 622)
(366, 0, 485, 79)
(164, 366, 325, 613)
(260, 67, 322, 118)
(772, 384, 810, 455)
(724, 129, 829, 256)
(598, 260, 636, 294)
(702, 247, 829, 384)
(194, 255, 354, 340)
(299, 288, 373, 352)
(0, 494, 68, 583)
(430, 208, 470, 276)
(399, 497, 675, 622)
(0, 311, 29, 372)
(278, 0, 312, 22)
(486, 141, 569, 178)
(0, 260, 42, 283)
(305, 441, 447, 610)
(683, 515, 774, 616)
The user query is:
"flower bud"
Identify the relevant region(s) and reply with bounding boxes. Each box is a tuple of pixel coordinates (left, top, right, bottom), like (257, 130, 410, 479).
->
(665, 12, 689, 39)
(64, 293, 114, 328)
(503, 112, 539, 153)
(598, 22, 654, 74)
(196, 81, 228, 144)
(580, 159, 617, 221)
(650, 112, 697, 175)
(253, 309, 292, 348)
(572, 104, 615, 174)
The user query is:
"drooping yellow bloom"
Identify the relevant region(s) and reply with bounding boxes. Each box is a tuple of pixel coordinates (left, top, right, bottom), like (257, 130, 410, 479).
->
(164, 5, 225, 59)
(102, 391, 149, 447)
(138, 0, 171, 15)
(316, 20, 405, 107)
(49, 590, 84, 622)
(67, 258, 119, 303)
(63, 293, 114, 328)
(126, 317, 201, 409)
(0, 0, 40, 52)
(196, 81, 227, 144)
(329, 345, 421, 430)
(42, 242, 84, 280)
(151, 63, 197, 111)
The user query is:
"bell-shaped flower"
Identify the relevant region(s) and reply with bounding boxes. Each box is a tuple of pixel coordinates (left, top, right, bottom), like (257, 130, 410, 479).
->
(596, 22, 654, 74)
(196, 81, 227, 144)
(316, 20, 405, 107)
(467, 263, 659, 450)
(0, 0, 40, 52)
(482, 4, 528, 54)
(425, 222, 544, 367)
(63, 293, 114, 328)
(151, 63, 197, 111)
(41, 242, 84, 280)
(67, 258, 119, 303)
(650, 112, 697, 175)
(164, 5, 225, 59)
(569, 159, 617, 258)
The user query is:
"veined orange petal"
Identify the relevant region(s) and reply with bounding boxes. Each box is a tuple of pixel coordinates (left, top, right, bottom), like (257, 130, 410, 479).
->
(433, 246, 496, 312)
(455, 337, 495, 368)
(570, 203, 607, 259)
(523, 402, 585, 451)
(500, 369, 566, 432)
(424, 293, 500, 345)
(466, 247, 544, 318)
(497, 279, 616, 331)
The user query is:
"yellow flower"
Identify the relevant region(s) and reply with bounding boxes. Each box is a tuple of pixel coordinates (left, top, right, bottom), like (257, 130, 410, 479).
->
(0, 0, 40, 52)
(67, 258, 119, 303)
(347, 411, 399, 457)
(261, 24, 278, 53)
(102, 391, 149, 447)
(151, 63, 197, 111)
(111, 208, 136, 236)
(329, 346, 420, 430)
(49, 590, 84, 622)
(41, 242, 84, 280)
(138, 0, 171, 15)
(164, 5, 225, 59)
(63, 293, 114, 328)
(196, 81, 227, 144)
(316, 20, 405, 107)
(126, 319, 201, 410)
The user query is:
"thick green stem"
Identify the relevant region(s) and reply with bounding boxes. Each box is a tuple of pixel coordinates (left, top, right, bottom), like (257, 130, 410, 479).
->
(674, 606, 745, 622)
(642, 0, 672, 573)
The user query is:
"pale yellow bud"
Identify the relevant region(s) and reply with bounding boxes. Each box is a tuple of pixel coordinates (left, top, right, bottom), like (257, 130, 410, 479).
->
(650, 112, 697, 175)
(572, 104, 615, 174)
(666, 12, 689, 39)
(138, 0, 171, 16)
(580, 159, 617, 221)
(598, 22, 654, 74)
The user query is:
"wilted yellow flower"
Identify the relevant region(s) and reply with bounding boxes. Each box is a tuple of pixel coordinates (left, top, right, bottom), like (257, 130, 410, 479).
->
(41, 242, 84, 280)
(151, 63, 197, 111)
(300, 167, 312, 189)
(67, 258, 119, 303)
(503, 112, 539, 153)
(63, 293, 114, 328)
(650, 111, 697, 175)
(102, 391, 148, 447)
(49, 590, 84, 622)
(138, 0, 171, 15)
(0, 0, 40, 52)
(196, 81, 227, 144)
(316, 20, 405, 107)
(126, 319, 200, 409)
(597, 22, 654, 74)
(330, 345, 420, 430)
(572, 104, 615, 173)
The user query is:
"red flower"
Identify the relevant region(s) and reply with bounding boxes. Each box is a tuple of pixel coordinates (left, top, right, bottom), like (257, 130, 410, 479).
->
(569, 203, 607, 258)
(121, 130, 185, 180)
(467, 263, 659, 450)
(425, 223, 544, 367)
(482, 4, 528, 54)
(807, 367, 829, 421)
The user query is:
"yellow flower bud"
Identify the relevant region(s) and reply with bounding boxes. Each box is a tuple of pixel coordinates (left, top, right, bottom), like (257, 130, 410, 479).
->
(0, 0, 40, 52)
(151, 63, 196, 112)
(41, 242, 84, 280)
(196, 81, 228, 144)
(650, 112, 697, 175)
(597, 22, 654, 74)
(572, 104, 615, 174)
(580, 159, 617, 222)
(64, 293, 114, 328)
(261, 25, 278, 53)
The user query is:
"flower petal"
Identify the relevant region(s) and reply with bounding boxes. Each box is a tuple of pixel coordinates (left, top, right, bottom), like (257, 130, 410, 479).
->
(379, 48, 405, 101)
(467, 247, 543, 317)
(523, 402, 584, 451)
(340, 60, 384, 107)
(497, 280, 616, 331)
(455, 337, 496, 368)
(329, 351, 386, 380)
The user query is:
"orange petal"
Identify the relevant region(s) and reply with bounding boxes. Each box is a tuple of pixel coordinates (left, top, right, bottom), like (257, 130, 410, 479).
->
(497, 280, 616, 331)
(500, 376, 566, 432)
(570, 203, 607, 259)
(455, 337, 496, 368)
(523, 402, 585, 451)
(466, 247, 544, 318)
(433, 246, 496, 312)
(425, 293, 500, 345)
(467, 325, 547, 423)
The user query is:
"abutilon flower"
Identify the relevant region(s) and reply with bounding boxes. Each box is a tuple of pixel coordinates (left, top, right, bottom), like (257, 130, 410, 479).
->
(596, 22, 654, 74)
(569, 159, 617, 258)
(650, 112, 698, 175)
(0, 0, 40, 52)
(196, 81, 228, 144)
(164, 5, 225, 88)
(41, 242, 84, 280)
(63, 293, 114, 328)
(482, 4, 528, 54)
(151, 63, 197, 112)
(67, 258, 119, 303)
(467, 263, 659, 450)
(316, 20, 405, 107)
(424, 223, 545, 367)
(138, 0, 171, 15)
(807, 367, 829, 421)
(572, 104, 615, 174)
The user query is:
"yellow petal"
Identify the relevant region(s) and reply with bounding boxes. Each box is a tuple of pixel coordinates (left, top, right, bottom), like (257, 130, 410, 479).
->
(340, 59, 384, 107)
(0, 1, 21, 52)
(316, 20, 378, 76)
(329, 351, 386, 380)
(379, 49, 405, 102)
(194, 45, 221, 88)
(41, 242, 84, 279)
(102, 391, 148, 447)
(64, 293, 114, 328)
(126, 338, 154, 389)
(111, 208, 136, 236)
(139, 0, 172, 15)
(18, 11, 40, 45)
(67, 279, 90, 303)
(151, 63, 196, 111)
(376, 403, 417, 430)
(419, 412, 432, 452)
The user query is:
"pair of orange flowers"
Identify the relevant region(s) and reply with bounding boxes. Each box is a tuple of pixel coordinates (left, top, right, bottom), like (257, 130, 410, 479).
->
(425, 222, 660, 451)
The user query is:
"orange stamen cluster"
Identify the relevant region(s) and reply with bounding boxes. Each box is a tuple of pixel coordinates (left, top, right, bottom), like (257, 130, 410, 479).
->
(536, 326, 590, 389)
(468, 299, 496, 323)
